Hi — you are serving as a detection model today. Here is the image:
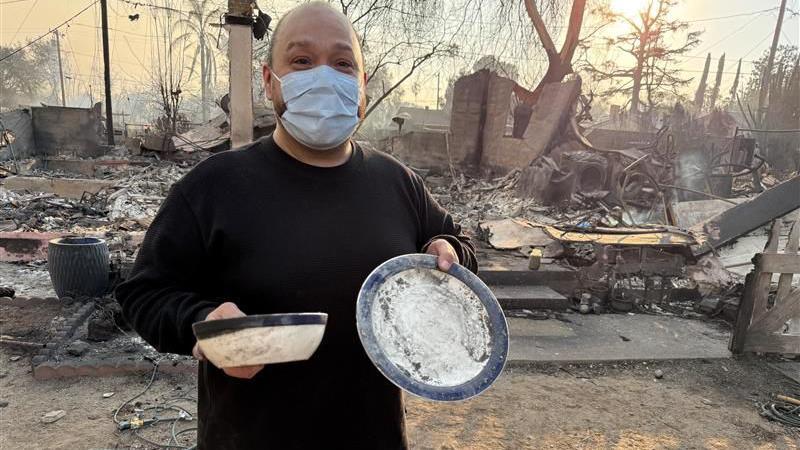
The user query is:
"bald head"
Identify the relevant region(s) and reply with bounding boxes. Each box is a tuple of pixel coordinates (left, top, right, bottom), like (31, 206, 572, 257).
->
(262, 2, 367, 121)
(266, 2, 363, 70)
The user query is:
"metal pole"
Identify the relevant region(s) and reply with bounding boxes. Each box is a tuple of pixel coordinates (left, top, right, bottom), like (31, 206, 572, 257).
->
(100, 0, 115, 145)
(436, 73, 440, 110)
(54, 31, 66, 107)
(756, 0, 788, 127)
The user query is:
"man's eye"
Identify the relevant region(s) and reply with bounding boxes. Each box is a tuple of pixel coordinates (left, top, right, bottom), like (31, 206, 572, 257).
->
(293, 57, 311, 65)
(337, 60, 354, 68)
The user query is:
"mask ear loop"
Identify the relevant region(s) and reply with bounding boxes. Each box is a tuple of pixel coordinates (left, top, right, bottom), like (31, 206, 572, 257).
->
(267, 70, 286, 121)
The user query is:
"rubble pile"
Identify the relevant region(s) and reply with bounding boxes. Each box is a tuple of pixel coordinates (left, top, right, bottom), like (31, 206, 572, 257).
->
(0, 188, 108, 232)
(0, 162, 189, 233)
(106, 164, 188, 224)
(426, 170, 590, 234)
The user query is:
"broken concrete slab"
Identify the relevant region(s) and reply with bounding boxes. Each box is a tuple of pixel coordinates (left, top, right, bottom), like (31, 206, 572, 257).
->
(0, 231, 62, 262)
(478, 218, 555, 249)
(490, 285, 569, 310)
(2, 176, 114, 199)
(508, 313, 731, 362)
(686, 254, 738, 296)
(692, 175, 800, 256)
(673, 199, 746, 229)
(36, 159, 149, 177)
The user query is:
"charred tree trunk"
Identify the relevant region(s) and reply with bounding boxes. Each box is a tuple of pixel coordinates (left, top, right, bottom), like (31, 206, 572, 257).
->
(729, 58, 742, 103)
(694, 53, 711, 112)
(521, 0, 586, 106)
(709, 53, 725, 110)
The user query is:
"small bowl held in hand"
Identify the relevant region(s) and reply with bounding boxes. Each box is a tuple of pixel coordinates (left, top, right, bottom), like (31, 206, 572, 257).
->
(192, 313, 327, 368)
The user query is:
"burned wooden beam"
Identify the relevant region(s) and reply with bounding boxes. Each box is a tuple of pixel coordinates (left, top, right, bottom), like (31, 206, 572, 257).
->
(692, 175, 800, 256)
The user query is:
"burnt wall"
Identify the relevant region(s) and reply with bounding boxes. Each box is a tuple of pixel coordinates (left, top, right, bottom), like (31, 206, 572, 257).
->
(384, 131, 449, 171)
(31, 106, 103, 157)
(449, 70, 490, 165)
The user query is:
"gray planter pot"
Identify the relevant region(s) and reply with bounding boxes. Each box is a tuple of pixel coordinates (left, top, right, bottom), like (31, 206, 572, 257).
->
(48, 237, 110, 298)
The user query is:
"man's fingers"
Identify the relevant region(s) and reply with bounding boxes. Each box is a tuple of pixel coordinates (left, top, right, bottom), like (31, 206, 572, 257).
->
(195, 302, 264, 379)
(192, 342, 206, 361)
(194, 302, 242, 364)
(438, 253, 454, 272)
(223, 365, 264, 379)
(206, 302, 246, 320)
(426, 239, 458, 272)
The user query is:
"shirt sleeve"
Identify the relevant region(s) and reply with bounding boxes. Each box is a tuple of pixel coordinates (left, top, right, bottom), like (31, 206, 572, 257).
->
(115, 182, 222, 356)
(409, 172, 478, 274)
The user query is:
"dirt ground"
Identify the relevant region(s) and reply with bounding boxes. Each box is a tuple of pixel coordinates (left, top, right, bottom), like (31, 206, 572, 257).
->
(0, 347, 797, 450)
(0, 298, 65, 342)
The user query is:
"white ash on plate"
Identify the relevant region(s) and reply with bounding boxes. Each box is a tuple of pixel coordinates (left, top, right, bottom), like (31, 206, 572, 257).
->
(371, 268, 491, 387)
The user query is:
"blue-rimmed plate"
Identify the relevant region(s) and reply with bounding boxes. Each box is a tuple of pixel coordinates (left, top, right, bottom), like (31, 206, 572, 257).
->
(356, 254, 508, 401)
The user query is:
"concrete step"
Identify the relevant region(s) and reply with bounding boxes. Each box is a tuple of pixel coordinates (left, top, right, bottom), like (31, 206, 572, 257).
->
(489, 285, 570, 310)
(476, 249, 583, 297)
(507, 313, 731, 363)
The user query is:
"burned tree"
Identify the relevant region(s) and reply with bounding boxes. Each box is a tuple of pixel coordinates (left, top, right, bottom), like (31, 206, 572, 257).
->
(741, 45, 800, 170)
(335, 0, 458, 119)
(708, 53, 725, 111)
(149, 3, 193, 135)
(173, 0, 224, 122)
(693, 53, 711, 111)
(586, 0, 700, 118)
(519, 0, 587, 105)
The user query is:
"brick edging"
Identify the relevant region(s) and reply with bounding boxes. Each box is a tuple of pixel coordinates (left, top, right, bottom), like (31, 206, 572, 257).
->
(33, 357, 197, 380)
(31, 298, 96, 375)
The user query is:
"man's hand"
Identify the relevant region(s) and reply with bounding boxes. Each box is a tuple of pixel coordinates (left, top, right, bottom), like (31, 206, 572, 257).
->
(193, 302, 265, 380)
(426, 238, 459, 272)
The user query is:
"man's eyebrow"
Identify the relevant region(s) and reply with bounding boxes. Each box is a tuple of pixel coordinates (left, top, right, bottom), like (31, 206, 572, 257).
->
(286, 39, 314, 51)
(332, 41, 354, 53)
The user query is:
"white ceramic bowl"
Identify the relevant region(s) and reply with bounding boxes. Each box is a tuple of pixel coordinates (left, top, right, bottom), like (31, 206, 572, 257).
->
(192, 313, 327, 368)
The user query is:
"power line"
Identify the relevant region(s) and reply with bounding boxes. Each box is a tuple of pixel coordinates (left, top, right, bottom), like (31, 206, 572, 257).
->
(692, 11, 770, 57)
(686, 7, 779, 23)
(117, 0, 190, 15)
(9, 0, 39, 43)
(0, 1, 97, 62)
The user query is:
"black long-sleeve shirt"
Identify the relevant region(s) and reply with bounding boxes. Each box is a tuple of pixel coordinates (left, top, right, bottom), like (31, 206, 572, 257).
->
(115, 135, 477, 449)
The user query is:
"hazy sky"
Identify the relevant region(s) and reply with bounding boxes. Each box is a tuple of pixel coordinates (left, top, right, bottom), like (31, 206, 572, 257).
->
(1, 0, 798, 116)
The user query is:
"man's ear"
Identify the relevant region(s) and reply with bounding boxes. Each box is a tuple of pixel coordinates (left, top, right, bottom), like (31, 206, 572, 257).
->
(262, 64, 273, 101)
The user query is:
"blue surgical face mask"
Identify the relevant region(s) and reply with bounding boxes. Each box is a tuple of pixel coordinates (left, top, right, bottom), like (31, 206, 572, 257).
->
(272, 65, 361, 151)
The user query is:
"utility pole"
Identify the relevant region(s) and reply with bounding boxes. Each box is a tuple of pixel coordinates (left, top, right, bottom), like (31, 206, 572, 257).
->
(227, 0, 254, 147)
(54, 31, 66, 107)
(757, 0, 788, 127)
(100, 0, 114, 145)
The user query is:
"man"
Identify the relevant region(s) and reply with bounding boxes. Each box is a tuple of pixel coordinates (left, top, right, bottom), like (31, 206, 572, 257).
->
(116, 3, 476, 449)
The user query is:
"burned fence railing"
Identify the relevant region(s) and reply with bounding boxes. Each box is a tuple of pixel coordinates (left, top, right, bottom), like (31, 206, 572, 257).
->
(730, 218, 800, 354)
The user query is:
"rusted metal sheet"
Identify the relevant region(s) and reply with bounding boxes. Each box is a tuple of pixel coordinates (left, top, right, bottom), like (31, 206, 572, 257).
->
(539, 224, 699, 247)
(172, 103, 276, 153)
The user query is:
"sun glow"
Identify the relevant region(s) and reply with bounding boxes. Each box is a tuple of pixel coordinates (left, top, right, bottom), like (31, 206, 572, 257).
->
(609, 0, 653, 19)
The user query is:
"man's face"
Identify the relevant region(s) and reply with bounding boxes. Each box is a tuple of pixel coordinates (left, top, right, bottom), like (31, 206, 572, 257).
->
(263, 6, 367, 119)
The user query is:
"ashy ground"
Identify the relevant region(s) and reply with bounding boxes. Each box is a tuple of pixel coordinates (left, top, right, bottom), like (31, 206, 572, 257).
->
(0, 347, 797, 449)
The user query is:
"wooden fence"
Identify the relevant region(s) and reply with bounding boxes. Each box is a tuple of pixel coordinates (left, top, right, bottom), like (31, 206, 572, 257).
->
(730, 218, 800, 354)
